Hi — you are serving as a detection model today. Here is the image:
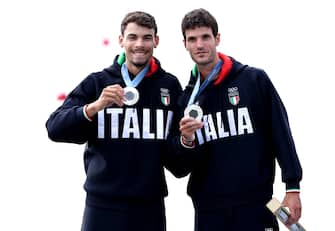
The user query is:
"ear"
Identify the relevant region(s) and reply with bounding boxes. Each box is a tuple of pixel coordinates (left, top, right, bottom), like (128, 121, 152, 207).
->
(154, 35, 159, 48)
(119, 35, 124, 47)
(215, 33, 221, 47)
(183, 39, 190, 51)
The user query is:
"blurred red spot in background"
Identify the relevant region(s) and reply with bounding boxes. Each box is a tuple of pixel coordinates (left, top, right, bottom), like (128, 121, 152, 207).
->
(57, 92, 67, 101)
(102, 38, 110, 46)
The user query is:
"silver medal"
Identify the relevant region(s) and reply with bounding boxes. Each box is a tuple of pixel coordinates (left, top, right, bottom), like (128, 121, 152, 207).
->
(123, 87, 139, 106)
(184, 104, 203, 121)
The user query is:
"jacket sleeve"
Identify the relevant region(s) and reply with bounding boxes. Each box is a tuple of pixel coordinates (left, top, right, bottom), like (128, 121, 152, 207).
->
(164, 108, 194, 178)
(163, 82, 202, 178)
(45, 75, 97, 144)
(260, 70, 303, 190)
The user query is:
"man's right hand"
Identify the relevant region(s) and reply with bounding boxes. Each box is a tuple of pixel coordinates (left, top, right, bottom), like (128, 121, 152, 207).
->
(179, 116, 203, 141)
(86, 84, 125, 118)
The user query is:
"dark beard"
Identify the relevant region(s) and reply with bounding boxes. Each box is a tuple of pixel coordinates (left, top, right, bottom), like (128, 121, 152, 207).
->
(133, 62, 146, 68)
(128, 61, 149, 77)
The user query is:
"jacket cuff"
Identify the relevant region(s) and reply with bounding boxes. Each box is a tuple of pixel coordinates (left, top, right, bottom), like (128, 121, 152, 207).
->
(285, 181, 300, 192)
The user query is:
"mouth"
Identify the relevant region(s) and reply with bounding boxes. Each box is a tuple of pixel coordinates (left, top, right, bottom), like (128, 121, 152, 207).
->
(133, 49, 146, 55)
(130, 50, 149, 67)
(195, 51, 208, 57)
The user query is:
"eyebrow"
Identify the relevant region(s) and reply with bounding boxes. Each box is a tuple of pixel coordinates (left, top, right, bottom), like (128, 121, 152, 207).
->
(126, 33, 154, 38)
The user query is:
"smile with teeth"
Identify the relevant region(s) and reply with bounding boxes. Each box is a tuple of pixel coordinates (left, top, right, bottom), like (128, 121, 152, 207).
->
(133, 50, 146, 54)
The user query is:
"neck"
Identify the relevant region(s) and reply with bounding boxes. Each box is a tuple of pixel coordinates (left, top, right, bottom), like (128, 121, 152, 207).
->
(126, 61, 148, 76)
(198, 57, 221, 79)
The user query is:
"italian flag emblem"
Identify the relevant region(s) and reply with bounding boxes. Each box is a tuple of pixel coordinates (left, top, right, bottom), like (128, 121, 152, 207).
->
(228, 87, 240, 106)
(160, 88, 170, 106)
(161, 95, 170, 106)
(229, 95, 240, 105)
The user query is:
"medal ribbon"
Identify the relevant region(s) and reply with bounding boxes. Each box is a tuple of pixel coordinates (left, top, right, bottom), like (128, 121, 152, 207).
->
(187, 60, 223, 106)
(121, 63, 150, 87)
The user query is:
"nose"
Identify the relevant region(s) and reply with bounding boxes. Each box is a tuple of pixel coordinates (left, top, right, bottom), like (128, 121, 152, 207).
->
(134, 38, 145, 47)
(195, 39, 204, 49)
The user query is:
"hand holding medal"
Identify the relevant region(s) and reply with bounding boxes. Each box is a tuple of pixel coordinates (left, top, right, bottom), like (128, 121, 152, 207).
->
(179, 116, 204, 148)
(184, 60, 223, 121)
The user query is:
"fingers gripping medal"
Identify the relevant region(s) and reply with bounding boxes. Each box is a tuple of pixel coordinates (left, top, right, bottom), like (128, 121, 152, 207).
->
(121, 62, 150, 106)
(185, 60, 223, 121)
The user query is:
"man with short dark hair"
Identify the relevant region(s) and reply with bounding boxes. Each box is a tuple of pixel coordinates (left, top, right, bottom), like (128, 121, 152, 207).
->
(46, 11, 182, 231)
(177, 8, 303, 231)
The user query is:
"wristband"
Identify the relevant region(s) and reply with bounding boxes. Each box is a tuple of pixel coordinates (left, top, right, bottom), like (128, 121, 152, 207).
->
(181, 134, 195, 142)
(180, 135, 195, 149)
(83, 104, 93, 122)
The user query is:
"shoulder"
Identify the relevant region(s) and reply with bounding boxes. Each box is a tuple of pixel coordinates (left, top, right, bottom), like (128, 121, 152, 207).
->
(243, 65, 268, 78)
(86, 64, 122, 83)
(157, 68, 182, 89)
(163, 71, 181, 84)
(237, 64, 272, 86)
(80, 71, 107, 87)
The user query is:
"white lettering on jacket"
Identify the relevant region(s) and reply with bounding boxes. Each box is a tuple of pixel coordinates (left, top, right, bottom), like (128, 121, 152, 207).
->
(196, 107, 254, 145)
(97, 108, 173, 140)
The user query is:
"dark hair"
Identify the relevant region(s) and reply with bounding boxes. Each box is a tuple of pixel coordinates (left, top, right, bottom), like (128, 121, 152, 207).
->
(121, 11, 157, 35)
(181, 8, 218, 39)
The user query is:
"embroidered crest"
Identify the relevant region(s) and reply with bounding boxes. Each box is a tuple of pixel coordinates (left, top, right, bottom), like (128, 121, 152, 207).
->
(160, 88, 170, 106)
(228, 87, 240, 106)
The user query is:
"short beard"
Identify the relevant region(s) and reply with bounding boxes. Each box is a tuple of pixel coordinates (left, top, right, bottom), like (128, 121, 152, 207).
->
(133, 62, 146, 68)
(192, 55, 214, 67)
(131, 60, 148, 68)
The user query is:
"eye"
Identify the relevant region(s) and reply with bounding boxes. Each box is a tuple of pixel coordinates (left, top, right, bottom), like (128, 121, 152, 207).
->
(127, 34, 137, 41)
(202, 34, 211, 41)
(187, 37, 196, 43)
(143, 35, 153, 41)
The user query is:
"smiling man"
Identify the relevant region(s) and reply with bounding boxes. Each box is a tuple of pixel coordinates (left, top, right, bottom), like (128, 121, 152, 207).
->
(176, 8, 303, 231)
(46, 11, 182, 231)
